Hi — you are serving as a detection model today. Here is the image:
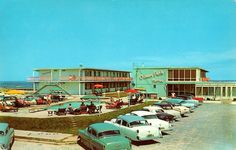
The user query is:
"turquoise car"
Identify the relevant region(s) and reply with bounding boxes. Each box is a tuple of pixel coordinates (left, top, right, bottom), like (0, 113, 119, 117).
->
(0, 123, 14, 150)
(78, 122, 132, 150)
(166, 98, 196, 110)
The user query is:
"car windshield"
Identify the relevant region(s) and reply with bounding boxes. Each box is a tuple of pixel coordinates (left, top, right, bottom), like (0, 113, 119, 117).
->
(130, 120, 148, 127)
(142, 115, 158, 119)
(0, 131, 4, 136)
(98, 130, 120, 138)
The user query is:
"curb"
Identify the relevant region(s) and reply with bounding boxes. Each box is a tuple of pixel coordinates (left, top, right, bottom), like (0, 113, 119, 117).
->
(15, 136, 77, 145)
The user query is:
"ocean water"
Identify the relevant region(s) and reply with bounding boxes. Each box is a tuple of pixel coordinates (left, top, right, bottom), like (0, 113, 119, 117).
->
(0, 81, 33, 89)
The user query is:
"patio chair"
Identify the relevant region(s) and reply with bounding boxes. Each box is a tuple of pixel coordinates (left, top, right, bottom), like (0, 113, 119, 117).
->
(0, 103, 18, 112)
(72, 108, 80, 115)
(106, 102, 122, 109)
(130, 99, 138, 105)
(79, 106, 88, 114)
(88, 105, 96, 114)
(55, 108, 67, 116)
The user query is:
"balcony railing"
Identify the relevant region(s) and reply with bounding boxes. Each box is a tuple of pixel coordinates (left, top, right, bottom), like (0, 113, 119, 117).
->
(28, 76, 132, 82)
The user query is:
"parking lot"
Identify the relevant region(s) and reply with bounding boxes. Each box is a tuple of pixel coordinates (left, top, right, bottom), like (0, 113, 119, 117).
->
(13, 103, 236, 150)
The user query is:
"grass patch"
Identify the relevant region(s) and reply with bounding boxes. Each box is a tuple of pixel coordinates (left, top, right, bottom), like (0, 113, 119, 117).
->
(0, 101, 155, 134)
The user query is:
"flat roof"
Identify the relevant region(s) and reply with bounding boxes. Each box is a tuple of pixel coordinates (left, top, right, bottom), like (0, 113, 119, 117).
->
(89, 123, 119, 132)
(118, 115, 145, 123)
(34, 67, 130, 73)
(134, 66, 208, 72)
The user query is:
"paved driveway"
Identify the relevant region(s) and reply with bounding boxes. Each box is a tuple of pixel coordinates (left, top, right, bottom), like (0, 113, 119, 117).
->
(132, 103, 236, 150)
(12, 103, 236, 150)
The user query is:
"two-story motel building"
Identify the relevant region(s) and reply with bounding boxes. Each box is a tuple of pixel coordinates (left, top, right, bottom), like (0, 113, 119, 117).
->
(28, 67, 132, 95)
(133, 66, 236, 100)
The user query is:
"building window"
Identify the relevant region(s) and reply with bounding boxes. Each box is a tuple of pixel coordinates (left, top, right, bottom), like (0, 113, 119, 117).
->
(215, 87, 221, 96)
(209, 87, 214, 96)
(203, 87, 208, 95)
(222, 87, 226, 96)
(227, 87, 231, 97)
(185, 70, 190, 81)
(232, 87, 236, 96)
(196, 87, 202, 96)
(180, 70, 184, 81)
(191, 70, 196, 81)
(153, 85, 156, 88)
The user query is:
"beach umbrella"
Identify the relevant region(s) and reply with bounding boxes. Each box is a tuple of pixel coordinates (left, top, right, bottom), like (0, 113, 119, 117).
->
(94, 84, 103, 88)
(124, 89, 139, 93)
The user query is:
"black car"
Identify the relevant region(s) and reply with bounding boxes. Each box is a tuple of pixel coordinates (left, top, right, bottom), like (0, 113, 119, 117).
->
(141, 108, 175, 122)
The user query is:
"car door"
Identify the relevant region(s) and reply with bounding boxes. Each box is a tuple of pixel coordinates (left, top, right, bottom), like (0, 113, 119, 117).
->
(89, 129, 104, 150)
(81, 128, 93, 149)
(5, 127, 11, 149)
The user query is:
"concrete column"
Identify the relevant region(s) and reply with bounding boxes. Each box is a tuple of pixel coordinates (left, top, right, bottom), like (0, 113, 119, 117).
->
(33, 71, 36, 91)
(225, 86, 228, 98)
(201, 86, 203, 96)
(231, 87, 233, 98)
(220, 86, 223, 98)
(50, 70, 53, 82)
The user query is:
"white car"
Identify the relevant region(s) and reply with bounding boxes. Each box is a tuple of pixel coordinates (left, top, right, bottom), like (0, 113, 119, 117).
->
(127, 111, 173, 132)
(154, 100, 192, 115)
(147, 106, 182, 119)
(104, 115, 162, 141)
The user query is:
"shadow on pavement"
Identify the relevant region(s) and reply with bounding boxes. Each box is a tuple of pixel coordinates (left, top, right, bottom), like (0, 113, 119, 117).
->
(132, 140, 160, 146)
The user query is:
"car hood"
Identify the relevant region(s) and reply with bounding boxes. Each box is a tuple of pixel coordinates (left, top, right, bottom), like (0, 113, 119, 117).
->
(0, 136, 7, 144)
(147, 119, 169, 126)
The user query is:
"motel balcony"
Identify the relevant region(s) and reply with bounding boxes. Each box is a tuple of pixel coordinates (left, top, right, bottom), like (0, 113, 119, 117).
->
(27, 76, 132, 82)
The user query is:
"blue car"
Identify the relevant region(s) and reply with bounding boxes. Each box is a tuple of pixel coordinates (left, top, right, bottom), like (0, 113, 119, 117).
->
(166, 98, 196, 110)
(0, 123, 14, 150)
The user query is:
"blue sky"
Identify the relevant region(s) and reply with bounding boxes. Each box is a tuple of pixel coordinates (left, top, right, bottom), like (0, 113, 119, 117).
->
(0, 0, 236, 81)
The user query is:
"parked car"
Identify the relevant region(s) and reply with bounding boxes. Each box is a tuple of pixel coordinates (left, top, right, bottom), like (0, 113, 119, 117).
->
(0, 123, 14, 150)
(77, 122, 131, 150)
(127, 111, 173, 132)
(148, 104, 182, 119)
(154, 101, 191, 116)
(105, 115, 161, 141)
(165, 98, 196, 110)
(176, 95, 200, 106)
(178, 94, 204, 103)
(142, 106, 175, 122)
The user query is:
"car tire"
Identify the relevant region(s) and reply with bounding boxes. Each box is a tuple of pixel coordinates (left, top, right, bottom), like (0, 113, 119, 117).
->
(10, 136, 15, 149)
(77, 136, 81, 144)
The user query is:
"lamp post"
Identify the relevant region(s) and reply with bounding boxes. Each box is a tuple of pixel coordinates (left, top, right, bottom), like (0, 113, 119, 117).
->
(94, 84, 103, 116)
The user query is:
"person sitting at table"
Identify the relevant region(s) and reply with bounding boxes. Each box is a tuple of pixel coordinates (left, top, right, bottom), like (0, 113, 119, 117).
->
(67, 104, 73, 113)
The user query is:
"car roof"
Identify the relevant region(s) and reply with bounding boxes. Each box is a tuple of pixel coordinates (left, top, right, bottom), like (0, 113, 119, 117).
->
(144, 106, 162, 110)
(131, 111, 156, 116)
(89, 123, 119, 133)
(0, 123, 8, 131)
(118, 115, 145, 123)
(166, 98, 184, 103)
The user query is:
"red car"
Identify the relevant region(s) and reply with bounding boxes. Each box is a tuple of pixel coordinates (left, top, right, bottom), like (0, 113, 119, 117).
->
(192, 97, 204, 103)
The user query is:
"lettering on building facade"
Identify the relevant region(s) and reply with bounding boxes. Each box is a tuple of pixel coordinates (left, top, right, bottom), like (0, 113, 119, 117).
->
(139, 71, 164, 83)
